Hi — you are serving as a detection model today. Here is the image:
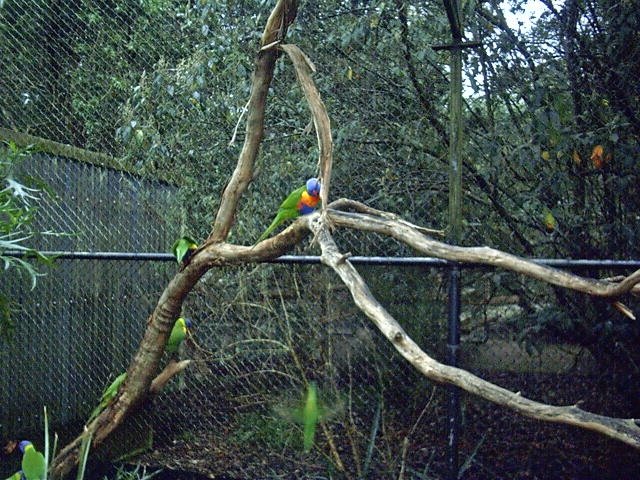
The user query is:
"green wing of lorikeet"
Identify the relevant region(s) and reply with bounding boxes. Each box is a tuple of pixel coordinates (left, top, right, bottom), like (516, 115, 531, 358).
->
(279, 185, 306, 210)
(87, 372, 127, 423)
(255, 185, 306, 244)
(21, 443, 45, 480)
(274, 382, 343, 453)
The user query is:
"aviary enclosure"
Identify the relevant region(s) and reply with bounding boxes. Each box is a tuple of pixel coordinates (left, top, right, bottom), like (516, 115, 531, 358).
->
(1, 0, 639, 479)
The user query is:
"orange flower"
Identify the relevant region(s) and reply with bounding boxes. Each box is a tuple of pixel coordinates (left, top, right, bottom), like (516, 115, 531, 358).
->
(591, 145, 604, 169)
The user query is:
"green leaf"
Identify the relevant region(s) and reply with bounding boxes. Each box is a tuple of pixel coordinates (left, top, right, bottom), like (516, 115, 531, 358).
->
(76, 429, 93, 480)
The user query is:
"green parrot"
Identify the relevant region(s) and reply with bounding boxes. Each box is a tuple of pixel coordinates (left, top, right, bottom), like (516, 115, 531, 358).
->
(255, 178, 321, 245)
(166, 317, 192, 355)
(543, 210, 556, 233)
(4, 471, 23, 480)
(18, 441, 45, 480)
(274, 382, 342, 453)
(172, 236, 198, 264)
(302, 382, 320, 452)
(87, 372, 127, 423)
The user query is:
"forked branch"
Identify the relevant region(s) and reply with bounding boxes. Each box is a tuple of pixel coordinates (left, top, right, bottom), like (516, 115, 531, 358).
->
(308, 215, 640, 448)
(325, 205, 640, 298)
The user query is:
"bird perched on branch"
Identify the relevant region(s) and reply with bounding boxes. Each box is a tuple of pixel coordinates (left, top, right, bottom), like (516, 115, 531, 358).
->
(255, 177, 321, 244)
(18, 441, 45, 480)
(167, 317, 192, 356)
(172, 236, 198, 264)
(87, 372, 127, 424)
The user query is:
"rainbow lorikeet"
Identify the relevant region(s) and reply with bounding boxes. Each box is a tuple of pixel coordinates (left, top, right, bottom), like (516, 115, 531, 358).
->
(543, 210, 556, 233)
(167, 317, 192, 355)
(302, 382, 320, 452)
(87, 372, 127, 424)
(172, 236, 198, 264)
(18, 441, 45, 480)
(255, 178, 321, 245)
(274, 382, 343, 453)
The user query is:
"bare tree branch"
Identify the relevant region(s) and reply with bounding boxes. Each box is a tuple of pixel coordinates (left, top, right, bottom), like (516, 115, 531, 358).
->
(326, 207, 640, 298)
(210, 1, 299, 242)
(149, 360, 192, 395)
(308, 215, 640, 449)
(279, 43, 333, 208)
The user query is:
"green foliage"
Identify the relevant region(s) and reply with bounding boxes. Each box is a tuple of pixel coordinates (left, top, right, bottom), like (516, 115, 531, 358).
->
(458, 0, 640, 359)
(2, 0, 637, 263)
(0, 142, 54, 341)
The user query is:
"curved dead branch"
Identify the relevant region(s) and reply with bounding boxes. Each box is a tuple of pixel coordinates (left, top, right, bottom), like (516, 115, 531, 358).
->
(279, 44, 333, 208)
(307, 214, 640, 449)
(326, 204, 640, 299)
(149, 360, 192, 395)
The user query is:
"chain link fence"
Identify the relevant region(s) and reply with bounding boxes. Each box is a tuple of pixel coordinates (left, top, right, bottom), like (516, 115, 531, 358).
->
(1, 0, 639, 478)
(0, 154, 179, 433)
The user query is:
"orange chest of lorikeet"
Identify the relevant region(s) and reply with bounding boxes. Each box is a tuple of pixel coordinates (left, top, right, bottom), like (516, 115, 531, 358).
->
(297, 190, 321, 214)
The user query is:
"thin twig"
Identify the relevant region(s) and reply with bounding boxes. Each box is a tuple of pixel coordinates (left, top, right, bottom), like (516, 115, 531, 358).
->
(228, 99, 250, 146)
(398, 387, 436, 480)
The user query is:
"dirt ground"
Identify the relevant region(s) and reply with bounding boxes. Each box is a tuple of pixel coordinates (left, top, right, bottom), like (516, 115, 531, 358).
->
(134, 372, 640, 479)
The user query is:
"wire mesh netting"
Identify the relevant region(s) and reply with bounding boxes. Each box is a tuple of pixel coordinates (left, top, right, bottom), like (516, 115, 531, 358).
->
(0, 155, 179, 433)
(1, 0, 640, 479)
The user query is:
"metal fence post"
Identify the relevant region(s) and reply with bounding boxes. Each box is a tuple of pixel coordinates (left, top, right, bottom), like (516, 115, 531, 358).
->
(447, 263, 462, 480)
(435, 1, 482, 475)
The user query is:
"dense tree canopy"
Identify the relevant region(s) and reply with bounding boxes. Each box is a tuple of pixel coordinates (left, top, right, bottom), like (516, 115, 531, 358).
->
(1, 0, 638, 398)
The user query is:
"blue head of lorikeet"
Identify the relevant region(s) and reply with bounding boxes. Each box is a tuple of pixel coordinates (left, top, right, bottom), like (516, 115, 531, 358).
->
(18, 441, 31, 453)
(298, 178, 321, 215)
(306, 177, 320, 196)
